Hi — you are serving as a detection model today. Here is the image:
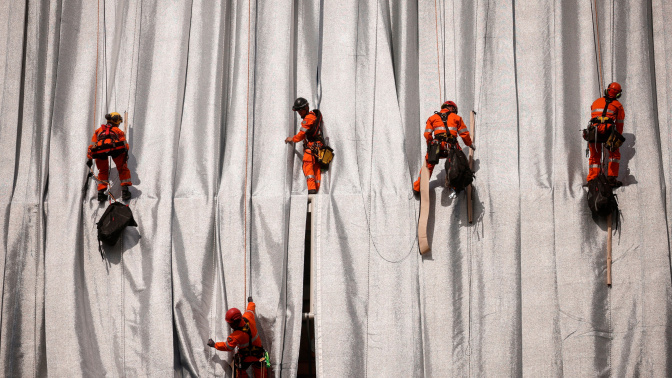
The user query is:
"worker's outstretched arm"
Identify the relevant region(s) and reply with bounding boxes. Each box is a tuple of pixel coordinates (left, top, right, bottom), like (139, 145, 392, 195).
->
(616, 104, 625, 134)
(286, 114, 316, 143)
(457, 118, 472, 147)
(209, 335, 239, 352)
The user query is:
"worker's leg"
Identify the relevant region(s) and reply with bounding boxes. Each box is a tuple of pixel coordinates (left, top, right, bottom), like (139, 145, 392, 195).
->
(302, 150, 320, 192)
(112, 151, 132, 187)
(587, 143, 602, 181)
(607, 148, 620, 177)
(95, 158, 110, 191)
(413, 153, 435, 192)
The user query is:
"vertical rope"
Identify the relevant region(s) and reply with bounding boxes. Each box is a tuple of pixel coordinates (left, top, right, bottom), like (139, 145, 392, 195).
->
(93, 0, 100, 130)
(434, 0, 442, 102)
(593, 0, 604, 92)
(244, 0, 251, 302)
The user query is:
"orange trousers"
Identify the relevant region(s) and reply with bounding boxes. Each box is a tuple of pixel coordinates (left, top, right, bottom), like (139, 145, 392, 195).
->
(302, 149, 321, 192)
(413, 152, 440, 192)
(587, 143, 620, 181)
(95, 152, 132, 191)
(586, 124, 622, 181)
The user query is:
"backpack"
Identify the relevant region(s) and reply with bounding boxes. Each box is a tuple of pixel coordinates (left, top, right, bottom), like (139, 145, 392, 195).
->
(444, 146, 474, 193)
(96, 202, 138, 258)
(586, 173, 618, 217)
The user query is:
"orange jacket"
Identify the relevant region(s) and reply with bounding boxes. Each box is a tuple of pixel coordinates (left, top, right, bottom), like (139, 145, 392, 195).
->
(215, 302, 263, 359)
(590, 97, 624, 130)
(291, 111, 322, 146)
(88, 124, 129, 159)
(424, 109, 472, 146)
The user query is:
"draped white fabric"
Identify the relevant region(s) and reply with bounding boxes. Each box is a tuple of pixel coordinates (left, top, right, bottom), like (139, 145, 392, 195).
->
(1, 0, 670, 377)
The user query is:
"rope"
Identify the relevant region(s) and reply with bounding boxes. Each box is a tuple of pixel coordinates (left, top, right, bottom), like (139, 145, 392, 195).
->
(244, 0, 251, 302)
(592, 0, 605, 92)
(433, 0, 442, 102)
(93, 0, 100, 131)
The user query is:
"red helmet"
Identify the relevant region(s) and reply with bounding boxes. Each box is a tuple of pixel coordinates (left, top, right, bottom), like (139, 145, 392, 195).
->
(442, 100, 458, 113)
(605, 82, 622, 98)
(225, 308, 243, 327)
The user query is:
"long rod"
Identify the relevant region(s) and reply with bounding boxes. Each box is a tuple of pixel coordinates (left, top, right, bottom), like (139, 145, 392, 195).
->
(607, 213, 612, 285)
(467, 111, 476, 223)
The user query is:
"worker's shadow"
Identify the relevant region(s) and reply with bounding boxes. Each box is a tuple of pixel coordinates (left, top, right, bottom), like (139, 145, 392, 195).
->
(619, 133, 637, 186)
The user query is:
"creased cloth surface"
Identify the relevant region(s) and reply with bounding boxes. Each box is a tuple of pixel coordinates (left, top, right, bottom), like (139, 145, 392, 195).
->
(1, 0, 671, 377)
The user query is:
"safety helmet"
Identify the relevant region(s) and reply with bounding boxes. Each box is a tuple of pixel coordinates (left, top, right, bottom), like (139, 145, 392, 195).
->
(105, 112, 123, 124)
(442, 100, 458, 113)
(292, 97, 309, 111)
(225, 308, 243, 328)
(604, 82, 622, 99)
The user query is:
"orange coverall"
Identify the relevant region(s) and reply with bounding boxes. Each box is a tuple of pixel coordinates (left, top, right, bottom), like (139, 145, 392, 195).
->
(215, 302, 265, 378)
(413, 109, 473, 192)
(88, 124, 132, 191)
(587, 97, 625, 181)
(290, 111, 322, 192)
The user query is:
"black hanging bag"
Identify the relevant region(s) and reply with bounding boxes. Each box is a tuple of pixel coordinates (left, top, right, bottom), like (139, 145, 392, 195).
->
(96, 202, 138, 259)
(586, 173, 619, 217)
(445, 147, 474, 193)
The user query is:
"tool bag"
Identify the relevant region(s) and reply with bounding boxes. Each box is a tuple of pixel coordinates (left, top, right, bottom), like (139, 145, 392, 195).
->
(307, 109, 335, 168)
(96, 201, 137, 259)
(444, 146, 474, 193)
(586, 173, 619, 217)
(427, 140, 442, 165)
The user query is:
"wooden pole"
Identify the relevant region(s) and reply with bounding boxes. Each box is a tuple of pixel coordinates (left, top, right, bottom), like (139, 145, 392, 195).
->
(467, 111, 476, 223)
(123, 111, 128, 134)
(606, 213, 612, 286)
(418, 161, 431, 254)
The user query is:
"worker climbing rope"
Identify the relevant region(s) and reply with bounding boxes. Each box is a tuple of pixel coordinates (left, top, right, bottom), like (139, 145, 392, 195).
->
(285, 97, 333, 194)
(584, 82, 625, 187)
(207, 297, 270, 377)
(87, 112, 133, 202)
(413, 100, 474, 196)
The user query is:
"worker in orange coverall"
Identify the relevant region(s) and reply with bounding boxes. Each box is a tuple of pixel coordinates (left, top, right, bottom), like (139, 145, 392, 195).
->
(208, 297, 267, 378)
(413, 101, 474, 195)
(587, 82, 625, 187)
(87, 112, 132, 202)
(285, 97, 324, 194)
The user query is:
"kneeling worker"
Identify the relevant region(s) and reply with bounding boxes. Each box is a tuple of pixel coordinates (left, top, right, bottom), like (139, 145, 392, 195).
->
(87, 112, 132, 201)
(285, 97, 325, 194)
(208, 297, 268, 377)
(413, 101, 474, 195)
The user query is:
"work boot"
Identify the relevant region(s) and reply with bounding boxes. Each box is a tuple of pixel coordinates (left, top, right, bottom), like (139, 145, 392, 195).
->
(607, 176, 622, 188)
(98, 189, 108, 202)
(122, 186, 132, 201)
(308, 189, 317, 195)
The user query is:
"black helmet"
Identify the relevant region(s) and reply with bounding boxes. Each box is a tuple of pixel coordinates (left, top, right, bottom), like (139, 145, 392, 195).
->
(292, 97, 309, 111)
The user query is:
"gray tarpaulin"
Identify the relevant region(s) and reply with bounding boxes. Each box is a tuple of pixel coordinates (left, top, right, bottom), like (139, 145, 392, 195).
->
(1, 0, 670, 377)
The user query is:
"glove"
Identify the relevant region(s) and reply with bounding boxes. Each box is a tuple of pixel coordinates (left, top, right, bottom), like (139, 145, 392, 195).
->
(248, 296, 253, 303)
(87, 146, 93, 160)
(86, 159, 93, 168)
(207, 338, 215, 348)
(285, 137, 294, 144)
(468, 143, 476, 151)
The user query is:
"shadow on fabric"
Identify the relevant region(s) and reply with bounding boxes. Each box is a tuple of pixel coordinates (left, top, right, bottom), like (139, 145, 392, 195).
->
(619, 133, 636, 186)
